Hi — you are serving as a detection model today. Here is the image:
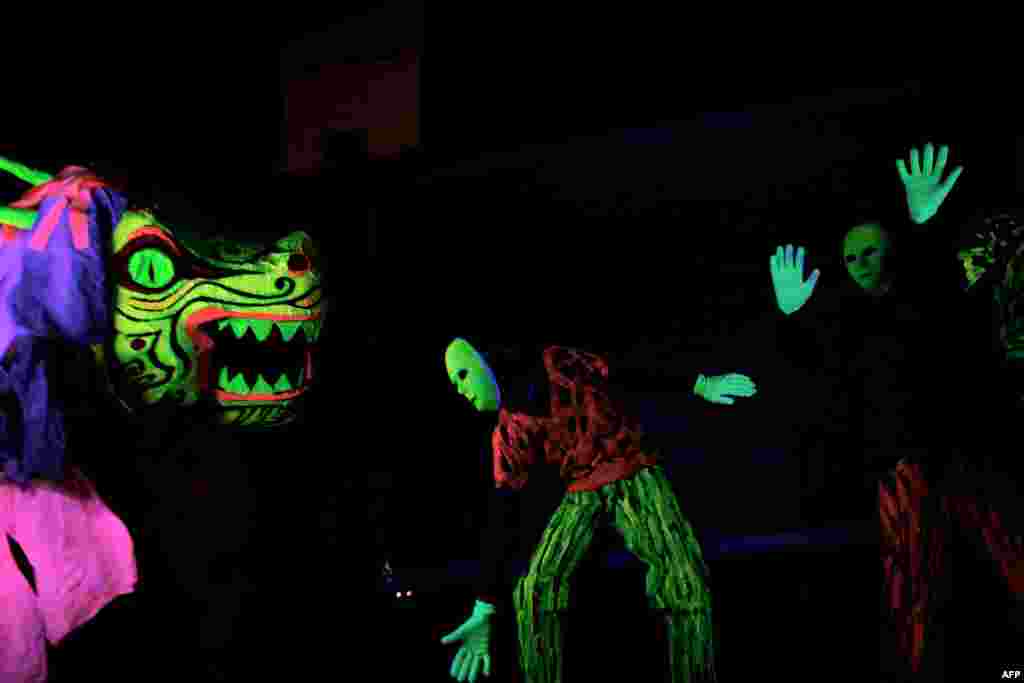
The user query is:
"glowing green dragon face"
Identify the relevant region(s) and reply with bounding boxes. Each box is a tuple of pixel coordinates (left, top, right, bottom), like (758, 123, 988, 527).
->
(105, 211, 326, 427)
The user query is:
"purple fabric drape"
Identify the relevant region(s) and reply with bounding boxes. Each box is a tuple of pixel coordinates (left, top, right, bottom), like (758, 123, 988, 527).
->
(0, 167, 126, 483)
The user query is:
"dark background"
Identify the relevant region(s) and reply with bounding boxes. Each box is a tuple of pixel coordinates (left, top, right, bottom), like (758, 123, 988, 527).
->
(365, 10, 1022, 682)
(0, 6, 1019, 681)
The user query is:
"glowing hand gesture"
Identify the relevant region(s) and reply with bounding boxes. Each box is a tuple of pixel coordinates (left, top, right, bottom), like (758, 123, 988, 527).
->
(770, 244, 819, 316)
(441, 601, 494, 682)
(896, 142, 963, 225)
(694, 373, 757, 405)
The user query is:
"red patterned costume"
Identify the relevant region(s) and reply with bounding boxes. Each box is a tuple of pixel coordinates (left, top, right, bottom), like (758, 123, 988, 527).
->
(490, 347, 659, 494)
(878, 210, 1024, 676)
(880, 460, 1024, 675)
(472, 345, 716, 682)
(774, 210, 1024, 677)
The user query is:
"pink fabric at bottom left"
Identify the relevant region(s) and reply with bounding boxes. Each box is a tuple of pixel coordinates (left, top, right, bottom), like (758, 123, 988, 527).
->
(0, 537, 47, 681)
(0, 468, 137, 682)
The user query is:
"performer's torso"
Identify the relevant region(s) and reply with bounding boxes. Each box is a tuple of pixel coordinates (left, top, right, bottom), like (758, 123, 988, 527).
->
(540, 366, 658, 492)
(492, 347, 659, 493)
(841, 283, 974, 468)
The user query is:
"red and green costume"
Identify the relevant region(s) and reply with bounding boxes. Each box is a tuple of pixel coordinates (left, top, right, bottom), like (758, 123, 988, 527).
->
(473, 346, 716, 683)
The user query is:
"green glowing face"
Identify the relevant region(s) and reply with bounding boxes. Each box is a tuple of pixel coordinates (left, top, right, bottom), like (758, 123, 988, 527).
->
(843, 224, 890, 295)
(103, 211, 326, 427)
(444, 338, 501, 412)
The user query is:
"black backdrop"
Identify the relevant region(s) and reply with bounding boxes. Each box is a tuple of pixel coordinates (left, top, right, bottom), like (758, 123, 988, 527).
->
(1, 9, 1020, 678)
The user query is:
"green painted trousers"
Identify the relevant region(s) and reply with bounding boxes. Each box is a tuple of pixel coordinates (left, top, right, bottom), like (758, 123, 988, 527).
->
(512, 465, 716, 682)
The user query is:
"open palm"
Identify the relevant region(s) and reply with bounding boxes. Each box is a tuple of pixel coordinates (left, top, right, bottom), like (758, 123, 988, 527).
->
(770, 244, 819, 316)
(897, 143, 963, 225)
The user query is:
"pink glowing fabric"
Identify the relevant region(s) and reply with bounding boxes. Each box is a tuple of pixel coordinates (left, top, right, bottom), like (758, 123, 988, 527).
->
(0, 467, 137, 681)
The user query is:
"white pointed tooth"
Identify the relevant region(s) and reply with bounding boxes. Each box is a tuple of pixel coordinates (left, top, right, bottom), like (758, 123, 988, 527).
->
(277, 321, 301, 343)
(218, 367, 232, 390)
(302, 320, 319, 342)
(297, 366, 305, 385)
(218, 319, 231, 332)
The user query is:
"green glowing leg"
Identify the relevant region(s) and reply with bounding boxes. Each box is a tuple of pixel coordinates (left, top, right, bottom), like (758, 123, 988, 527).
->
(513, 490, 601, 683)
(662, 609, 716, 683)
(606, 466, 716, 682)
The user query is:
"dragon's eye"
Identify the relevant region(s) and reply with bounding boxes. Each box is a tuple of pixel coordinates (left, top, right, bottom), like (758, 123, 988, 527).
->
(288, 253, 311, 273)
(128, 248, 176, 289)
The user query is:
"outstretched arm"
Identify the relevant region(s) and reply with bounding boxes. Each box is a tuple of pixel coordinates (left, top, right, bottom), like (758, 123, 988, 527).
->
(604, 347, 758, 407)
(894, 144, 977, 294)
(767, 243, 838, 371)
(0, 157, 53, 186)
(692, 372, 757, 405)
(770, 244, 820, 317)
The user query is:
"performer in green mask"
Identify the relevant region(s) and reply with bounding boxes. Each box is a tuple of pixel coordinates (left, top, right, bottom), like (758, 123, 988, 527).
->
(771, 143, 1021, 677)
(440, 335, 757, 683)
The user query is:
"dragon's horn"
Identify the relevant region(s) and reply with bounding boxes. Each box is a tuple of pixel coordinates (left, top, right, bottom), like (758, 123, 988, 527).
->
(0, 157, 53, 186)
(0, 207, 37, 230)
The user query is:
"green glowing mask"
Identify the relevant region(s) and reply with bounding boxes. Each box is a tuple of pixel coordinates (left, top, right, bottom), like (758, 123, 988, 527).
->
(444, 338, 501, 412)
(843, 224, 891, 295)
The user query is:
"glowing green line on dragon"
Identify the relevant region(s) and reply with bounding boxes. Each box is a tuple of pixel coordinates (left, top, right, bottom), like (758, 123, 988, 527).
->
(0, 157, 327, 428)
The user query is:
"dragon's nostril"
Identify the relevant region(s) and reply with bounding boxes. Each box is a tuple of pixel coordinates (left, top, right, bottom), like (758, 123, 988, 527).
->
(288, 253, 310, 273)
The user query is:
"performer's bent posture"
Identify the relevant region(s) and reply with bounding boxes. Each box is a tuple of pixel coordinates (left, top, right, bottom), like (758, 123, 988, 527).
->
(770, 143, 1023, 678)
(439, 340, 756, 683)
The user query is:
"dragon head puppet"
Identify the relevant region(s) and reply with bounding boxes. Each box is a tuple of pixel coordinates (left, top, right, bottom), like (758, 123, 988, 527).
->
(0, 157, 326, 434)
(103, 212, 325, 426)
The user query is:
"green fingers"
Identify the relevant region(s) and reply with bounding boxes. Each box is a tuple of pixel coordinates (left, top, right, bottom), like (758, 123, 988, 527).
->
(897, 143, 964, 225)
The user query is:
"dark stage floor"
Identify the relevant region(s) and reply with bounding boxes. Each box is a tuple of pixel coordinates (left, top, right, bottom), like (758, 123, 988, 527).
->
(377, 539, 1023, 682)
(34, 525, 1023, 680)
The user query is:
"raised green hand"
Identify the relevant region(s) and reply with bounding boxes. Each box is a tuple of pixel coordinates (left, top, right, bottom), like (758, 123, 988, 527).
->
(770, 244, 819, 316)
(896, 142, 963, 225)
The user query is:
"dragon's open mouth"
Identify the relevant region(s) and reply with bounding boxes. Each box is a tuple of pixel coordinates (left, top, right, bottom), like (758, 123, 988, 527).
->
(192, 313, 321, 401)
